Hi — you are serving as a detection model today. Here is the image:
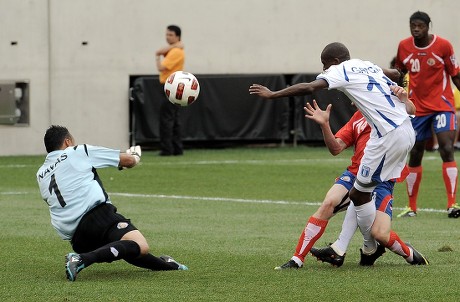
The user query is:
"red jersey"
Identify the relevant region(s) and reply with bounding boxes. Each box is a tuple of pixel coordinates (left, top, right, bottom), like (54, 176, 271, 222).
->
(335, 111, 370, 175)
(396, 35, 460, 116)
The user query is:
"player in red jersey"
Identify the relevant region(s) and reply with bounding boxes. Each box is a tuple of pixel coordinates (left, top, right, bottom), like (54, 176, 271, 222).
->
(275, 98, 427, 269)
(395, 11, 460, 218)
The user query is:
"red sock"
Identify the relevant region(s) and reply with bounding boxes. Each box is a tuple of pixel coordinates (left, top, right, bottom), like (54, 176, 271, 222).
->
(442, 161, 458, 208)
(406, 166, 422, 212)
(293, 217, 328, 263)
(385, 230, 410, 258)
(396, 164, 409, 182)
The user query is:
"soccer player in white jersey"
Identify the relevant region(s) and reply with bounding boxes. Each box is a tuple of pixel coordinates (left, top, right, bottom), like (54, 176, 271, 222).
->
(249, 42, 416, 260)
(37, 125, 188, 281)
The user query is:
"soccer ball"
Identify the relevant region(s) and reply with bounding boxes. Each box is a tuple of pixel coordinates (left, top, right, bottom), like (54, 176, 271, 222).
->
(164, 71, 200, 106)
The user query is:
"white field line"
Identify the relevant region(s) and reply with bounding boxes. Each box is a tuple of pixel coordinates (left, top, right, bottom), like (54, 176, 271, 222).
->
(0, 153, 444, 214)
(1, 159, 341, 168)
(139, 158, 349, 166)
(0, 191, 446, 213)
(0, 154, 440, 168)
(110, 192, 446, 214)
(138, 155, 440, 166)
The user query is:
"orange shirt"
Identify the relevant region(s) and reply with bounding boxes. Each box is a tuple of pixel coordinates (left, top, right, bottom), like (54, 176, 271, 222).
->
(159, 48, 185, 84)
(396, 35, 460, 116)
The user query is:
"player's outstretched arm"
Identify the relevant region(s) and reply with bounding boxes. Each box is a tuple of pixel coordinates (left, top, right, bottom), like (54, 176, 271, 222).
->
(249, 79, 328, 99)
(304, 100, 347, 155)
(119, 146, 141, 169)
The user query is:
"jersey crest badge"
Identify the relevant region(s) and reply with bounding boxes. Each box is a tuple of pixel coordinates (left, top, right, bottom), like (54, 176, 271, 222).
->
(360, 165, 370, 178)
(340, 175, 351, 182)
(117, 222, 129, 229)
(427, 58, 435, 66)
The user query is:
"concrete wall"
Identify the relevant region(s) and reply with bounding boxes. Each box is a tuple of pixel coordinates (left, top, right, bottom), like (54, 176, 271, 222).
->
(0, 0, 459, 155)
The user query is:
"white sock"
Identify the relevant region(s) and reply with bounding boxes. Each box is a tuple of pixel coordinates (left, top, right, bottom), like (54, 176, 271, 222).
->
(354, 200, 377, 254)
(332, 203, 358, 256)
(405, 247, 414, 263)
(291, 256, 303, 267)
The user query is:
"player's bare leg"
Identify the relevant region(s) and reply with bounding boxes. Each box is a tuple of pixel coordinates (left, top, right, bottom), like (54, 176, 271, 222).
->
(372, 212, 428, 265)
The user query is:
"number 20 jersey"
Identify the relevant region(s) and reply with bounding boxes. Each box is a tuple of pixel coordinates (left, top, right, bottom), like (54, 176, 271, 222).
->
(36, 145, 120, 240)
(396, 35, 460, 116)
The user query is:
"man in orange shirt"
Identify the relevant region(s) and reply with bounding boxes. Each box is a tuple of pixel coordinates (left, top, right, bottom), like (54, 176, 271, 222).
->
(395, 12, 460, 218)
(156, 25, 185, 156)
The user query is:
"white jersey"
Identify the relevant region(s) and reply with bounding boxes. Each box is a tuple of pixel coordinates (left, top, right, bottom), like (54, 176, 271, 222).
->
(317, 59, 410, 138)
(36, 144, 120, 240)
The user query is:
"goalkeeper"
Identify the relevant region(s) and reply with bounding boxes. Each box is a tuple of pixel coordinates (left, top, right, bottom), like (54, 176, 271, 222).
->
(36, 125, 187, 282)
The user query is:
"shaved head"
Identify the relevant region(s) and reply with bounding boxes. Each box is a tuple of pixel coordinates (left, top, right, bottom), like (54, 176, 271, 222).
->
(321, 42, 351, 62)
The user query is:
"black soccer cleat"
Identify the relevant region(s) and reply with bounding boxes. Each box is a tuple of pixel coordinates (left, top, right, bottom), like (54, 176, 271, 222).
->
(274, 259, 301, 270)
(159, 255, 188, 270)
(310, 245, 345, 267)
(359, 243, 386, 266)
(405, 243, 429, 265)
(447, 204, 460, 218)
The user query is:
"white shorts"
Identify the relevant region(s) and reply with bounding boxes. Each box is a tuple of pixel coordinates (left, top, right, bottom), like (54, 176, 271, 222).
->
(354, 118, 415, 192)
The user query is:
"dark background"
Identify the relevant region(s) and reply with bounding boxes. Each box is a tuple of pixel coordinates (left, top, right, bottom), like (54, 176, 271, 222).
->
(129, 74, 355, 149)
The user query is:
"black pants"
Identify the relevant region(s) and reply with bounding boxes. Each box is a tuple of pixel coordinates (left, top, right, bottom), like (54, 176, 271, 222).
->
(159, 98, 183, 155)
(71, 203, 137, 254)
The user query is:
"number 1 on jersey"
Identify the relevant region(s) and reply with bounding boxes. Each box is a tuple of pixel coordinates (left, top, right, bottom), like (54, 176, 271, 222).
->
(49, 174, 66, 207)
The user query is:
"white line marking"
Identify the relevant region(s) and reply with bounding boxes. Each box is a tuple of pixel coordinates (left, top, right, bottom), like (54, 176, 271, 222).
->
(0, 155, 441, 168)
(1, 192, 30, 195)
(112, 192, 321, 206)
(110, 192, 446, 214)
(139, 158, 349, 166)
(3, 164, 30, 168)
(0, 191, 447, 214)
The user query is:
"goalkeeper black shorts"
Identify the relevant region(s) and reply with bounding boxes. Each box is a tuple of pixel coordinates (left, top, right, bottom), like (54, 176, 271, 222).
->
(71, 203, 138, 253)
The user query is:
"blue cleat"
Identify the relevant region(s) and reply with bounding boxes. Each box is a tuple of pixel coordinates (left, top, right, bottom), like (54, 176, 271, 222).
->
(65, 253, 85, 281)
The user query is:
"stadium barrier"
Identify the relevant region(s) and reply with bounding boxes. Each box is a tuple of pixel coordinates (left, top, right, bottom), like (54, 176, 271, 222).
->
(129, 74, 354, 147)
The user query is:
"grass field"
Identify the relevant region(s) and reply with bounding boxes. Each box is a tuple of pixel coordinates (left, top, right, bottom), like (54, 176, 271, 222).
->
(1, 146, 459, 301)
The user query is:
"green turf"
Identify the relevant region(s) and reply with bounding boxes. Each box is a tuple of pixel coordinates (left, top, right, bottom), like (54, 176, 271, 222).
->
(0, 146, 458, 301)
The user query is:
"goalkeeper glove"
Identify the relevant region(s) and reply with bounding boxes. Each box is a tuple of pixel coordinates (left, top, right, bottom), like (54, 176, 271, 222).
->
(119, 145, 141, 170)
(126, 145, 141, 165)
